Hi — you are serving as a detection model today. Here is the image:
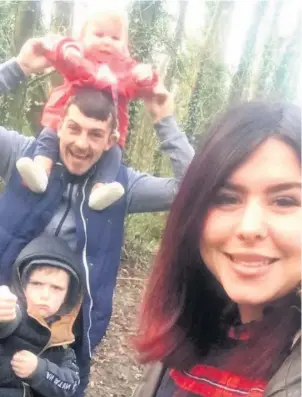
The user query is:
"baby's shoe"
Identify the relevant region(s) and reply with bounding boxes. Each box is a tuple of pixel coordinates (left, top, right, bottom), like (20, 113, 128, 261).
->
(16, 157, 48, 193)
(88, 182, 125, 211)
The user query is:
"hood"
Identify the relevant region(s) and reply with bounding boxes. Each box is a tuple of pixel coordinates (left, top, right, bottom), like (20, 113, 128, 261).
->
(11, 234, 85, 346)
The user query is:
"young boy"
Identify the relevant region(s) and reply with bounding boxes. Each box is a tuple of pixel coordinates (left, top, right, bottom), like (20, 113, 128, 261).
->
(0, 234, 84, 397)
(16, 9, 160, 211)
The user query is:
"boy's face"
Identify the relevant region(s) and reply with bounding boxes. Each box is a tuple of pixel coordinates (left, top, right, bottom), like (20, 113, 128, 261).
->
(24, 267, 70, 319)
(82, 15, 125, 60)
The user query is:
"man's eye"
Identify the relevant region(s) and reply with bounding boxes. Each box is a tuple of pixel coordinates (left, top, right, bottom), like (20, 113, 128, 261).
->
(92, 132, 102, 138)
(68, 125, 76, 131)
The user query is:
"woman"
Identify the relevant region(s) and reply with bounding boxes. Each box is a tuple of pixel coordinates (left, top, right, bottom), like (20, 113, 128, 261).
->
(133, 102, 301, 397)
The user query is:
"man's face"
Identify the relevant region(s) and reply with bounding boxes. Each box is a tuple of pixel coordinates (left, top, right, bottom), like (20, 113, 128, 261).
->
(24, 267, 70, 319)
(58, 104, 115, 175)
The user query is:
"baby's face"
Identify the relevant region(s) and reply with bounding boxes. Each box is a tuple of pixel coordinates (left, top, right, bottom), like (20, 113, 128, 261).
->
(82, 16, 125, 61)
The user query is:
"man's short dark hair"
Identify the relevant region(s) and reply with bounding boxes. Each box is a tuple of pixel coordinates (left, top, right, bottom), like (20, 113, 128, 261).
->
(66, 87, 117, 132)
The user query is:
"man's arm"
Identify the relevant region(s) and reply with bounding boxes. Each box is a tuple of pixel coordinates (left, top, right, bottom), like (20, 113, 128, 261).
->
(126, 86, 194, 213)
(0, 58, 26, 93)
(26, 348, 80, 397)
(0, 38, 51, 182)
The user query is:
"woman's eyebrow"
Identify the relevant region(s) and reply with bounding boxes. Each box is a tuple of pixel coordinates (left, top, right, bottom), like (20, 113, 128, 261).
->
(221, 181, 301, 194)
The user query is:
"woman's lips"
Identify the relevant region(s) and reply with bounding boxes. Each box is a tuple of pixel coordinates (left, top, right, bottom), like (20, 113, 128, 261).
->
(225, 253, 278, 277)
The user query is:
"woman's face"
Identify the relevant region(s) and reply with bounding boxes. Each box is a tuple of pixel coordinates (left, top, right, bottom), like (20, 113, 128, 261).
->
(200, 138, 301, 323)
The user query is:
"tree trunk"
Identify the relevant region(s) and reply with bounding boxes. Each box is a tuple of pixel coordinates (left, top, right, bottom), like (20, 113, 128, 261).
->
(126, 0, 166, 164)
(228, 0, 269, 104)
(185, 1, 235, 139)
(270, 11, 302, 100)
(253, 0, 285, 98)
(9, 1, 42, 132)
(164, 0, 189, 90)
(50, 0, 74, 88)
(152, 0, 189, 176)
(13, 1, 41, 54)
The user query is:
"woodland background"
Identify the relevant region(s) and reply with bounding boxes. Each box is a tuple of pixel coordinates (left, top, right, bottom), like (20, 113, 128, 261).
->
(0, 1, 301, 395)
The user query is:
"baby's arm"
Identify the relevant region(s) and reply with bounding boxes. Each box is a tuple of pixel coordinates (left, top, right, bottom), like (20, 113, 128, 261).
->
(44, 36, 97, 83)
(125, 62, 159, 99)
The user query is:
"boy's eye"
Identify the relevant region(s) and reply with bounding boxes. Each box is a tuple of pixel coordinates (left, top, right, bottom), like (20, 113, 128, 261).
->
(30, 281, 42, 286)
(53, 286, 63, 291)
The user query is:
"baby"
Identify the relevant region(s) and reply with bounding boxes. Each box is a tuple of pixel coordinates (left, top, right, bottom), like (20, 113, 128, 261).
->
(16, 9, 159, 211)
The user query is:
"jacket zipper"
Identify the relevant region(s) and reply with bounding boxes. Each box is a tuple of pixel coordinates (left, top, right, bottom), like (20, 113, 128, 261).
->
(79, 177, 93, 358)
(55, 183, 74, 237)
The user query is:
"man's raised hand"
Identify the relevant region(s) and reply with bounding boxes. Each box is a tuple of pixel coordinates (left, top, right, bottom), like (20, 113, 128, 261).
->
(16, 37, 53, 76)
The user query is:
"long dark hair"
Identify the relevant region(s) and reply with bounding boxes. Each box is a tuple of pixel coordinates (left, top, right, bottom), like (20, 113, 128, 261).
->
(134, 102, 301, 380)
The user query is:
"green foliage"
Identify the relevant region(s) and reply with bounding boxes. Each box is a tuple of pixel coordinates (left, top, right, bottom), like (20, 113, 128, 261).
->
(0, 0, 300, 267)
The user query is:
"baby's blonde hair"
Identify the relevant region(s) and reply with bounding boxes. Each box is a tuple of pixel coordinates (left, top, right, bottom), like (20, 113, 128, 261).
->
(78, 7, 129, 44)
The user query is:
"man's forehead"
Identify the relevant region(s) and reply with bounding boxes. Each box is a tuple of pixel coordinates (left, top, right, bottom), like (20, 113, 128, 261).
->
(64, 104, 111, 131)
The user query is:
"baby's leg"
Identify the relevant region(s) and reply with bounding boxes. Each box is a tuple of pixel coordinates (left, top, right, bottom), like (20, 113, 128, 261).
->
(89, 145, 125, 211)
(16, 128, 58, 193)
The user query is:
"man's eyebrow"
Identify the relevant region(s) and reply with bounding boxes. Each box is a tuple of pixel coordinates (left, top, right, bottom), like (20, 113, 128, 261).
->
(66, 118, 80, 127)
(221, 182, 301, 193)
(88, 128, 105, 134)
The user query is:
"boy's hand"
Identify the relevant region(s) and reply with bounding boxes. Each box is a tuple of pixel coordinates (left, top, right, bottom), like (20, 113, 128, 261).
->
(0, 286, 17, 322)
(132, 63, 153, 82)
(11, 350, 38, 378)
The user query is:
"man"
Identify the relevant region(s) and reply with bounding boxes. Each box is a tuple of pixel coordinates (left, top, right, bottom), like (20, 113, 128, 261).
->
(0, 37, 194, 396)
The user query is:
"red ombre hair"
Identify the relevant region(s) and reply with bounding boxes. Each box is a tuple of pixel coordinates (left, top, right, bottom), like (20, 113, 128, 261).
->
(133, 102, 301, 380)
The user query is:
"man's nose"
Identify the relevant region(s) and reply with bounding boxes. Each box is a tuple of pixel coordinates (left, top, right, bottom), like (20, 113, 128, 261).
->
(75, 135, 89, 151)
(236, 200, 268, 243)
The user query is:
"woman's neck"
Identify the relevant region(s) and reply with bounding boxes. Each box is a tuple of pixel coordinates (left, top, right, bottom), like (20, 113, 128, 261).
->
(238, 304, 264, 324)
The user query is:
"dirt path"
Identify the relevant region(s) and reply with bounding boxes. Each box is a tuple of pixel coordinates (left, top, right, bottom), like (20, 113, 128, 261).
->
(86, 264, 148, 397)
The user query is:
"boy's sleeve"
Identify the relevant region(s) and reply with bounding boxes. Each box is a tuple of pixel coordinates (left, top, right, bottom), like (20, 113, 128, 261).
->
(0, 304, 22, 339)
(26, 347, 80, 397)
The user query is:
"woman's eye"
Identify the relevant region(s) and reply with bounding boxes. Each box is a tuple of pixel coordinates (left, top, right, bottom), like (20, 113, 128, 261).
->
(273, 196, 300, 207)
(213, 193, 239, 206)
